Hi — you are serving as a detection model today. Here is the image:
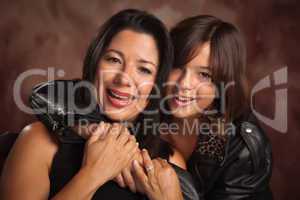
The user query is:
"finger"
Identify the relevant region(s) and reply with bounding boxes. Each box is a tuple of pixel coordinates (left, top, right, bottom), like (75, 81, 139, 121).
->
(125, 136, 139, 153)
(141, 149, 155, 178)
(92, 121, 106, 136)
(125, 140, 139, 160)
(86, 123, 98, 137)
(117, 126, 131, 146)
(132, 160, 149, 191)
(114, 174, 126, 188)
(86, 129, 102, 145)
(124, 134, 136, 146)
(156, 158, 167, 168)
(107, 123, 122, 139)
(73, 125, 87, 139)
(160, 158, 170, 168)
(134, 149, 143, 165)
(87, 122, 111, 144)
(99, 122, 111, 140)
(152, 159, 163, 169)
(152, 159, 163, 179)
(122, 168, 137, 193)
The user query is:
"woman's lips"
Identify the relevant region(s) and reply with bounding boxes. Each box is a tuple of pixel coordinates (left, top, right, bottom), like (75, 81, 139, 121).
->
(106, 88, 133, 108)
(172, 95, 196, 107)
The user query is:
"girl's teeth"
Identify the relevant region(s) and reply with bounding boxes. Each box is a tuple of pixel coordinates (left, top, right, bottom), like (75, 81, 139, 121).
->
(177, 96, 194, 101)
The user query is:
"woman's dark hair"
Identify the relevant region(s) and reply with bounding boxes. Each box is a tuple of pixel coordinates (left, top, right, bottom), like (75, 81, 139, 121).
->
(170, 15, 249, 122)
(82, 9, 173, 158)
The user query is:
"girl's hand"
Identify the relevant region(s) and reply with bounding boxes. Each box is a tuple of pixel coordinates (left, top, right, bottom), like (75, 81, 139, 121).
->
(81, 122, 139, 187)
(132, 149, 184, 200)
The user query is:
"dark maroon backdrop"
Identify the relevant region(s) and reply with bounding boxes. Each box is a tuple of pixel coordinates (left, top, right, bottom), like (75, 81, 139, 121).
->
(0, 0, 299, 199)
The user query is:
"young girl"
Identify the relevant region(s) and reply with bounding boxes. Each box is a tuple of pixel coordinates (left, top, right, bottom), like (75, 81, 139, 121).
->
(161, 15, 273, 200)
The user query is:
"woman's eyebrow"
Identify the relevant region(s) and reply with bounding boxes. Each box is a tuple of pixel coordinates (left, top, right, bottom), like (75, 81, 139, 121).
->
(105, 49, 124, 58)
(138, 59, 157, 67)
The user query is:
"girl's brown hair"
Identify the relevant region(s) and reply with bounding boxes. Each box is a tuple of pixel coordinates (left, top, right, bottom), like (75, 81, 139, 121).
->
(170, 15, 250, 122)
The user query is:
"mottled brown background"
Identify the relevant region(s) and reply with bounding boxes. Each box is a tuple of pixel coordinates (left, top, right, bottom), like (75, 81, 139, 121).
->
(0, 0, 299, 199)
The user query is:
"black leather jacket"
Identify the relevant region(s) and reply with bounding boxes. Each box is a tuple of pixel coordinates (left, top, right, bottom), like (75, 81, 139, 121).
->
(29, 79, 200, 200)
(187, 113, 273, 200)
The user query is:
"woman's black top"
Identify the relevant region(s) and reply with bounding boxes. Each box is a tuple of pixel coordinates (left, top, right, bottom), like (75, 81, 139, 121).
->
(48, 141, 146, 199)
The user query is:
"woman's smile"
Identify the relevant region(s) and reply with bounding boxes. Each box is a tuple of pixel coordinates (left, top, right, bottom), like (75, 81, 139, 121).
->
(106, 87, 136, 108)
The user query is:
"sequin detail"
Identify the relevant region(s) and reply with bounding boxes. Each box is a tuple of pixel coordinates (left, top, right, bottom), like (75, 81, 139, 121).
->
(196, 132, 228, 162)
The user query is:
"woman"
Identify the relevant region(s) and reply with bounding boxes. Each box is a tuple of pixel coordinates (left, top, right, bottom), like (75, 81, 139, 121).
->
(113, 15, 273, 200)
(0, 9, 198, 200)
(160, 15, 273, 200)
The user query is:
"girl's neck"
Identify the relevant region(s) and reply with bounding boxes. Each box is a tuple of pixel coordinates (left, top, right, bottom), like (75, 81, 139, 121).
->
(171, 114, 205, 136)
(161, 114, 206, 160)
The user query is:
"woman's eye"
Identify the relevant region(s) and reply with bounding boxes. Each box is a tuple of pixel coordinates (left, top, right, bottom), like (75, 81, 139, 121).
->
(106, 57, 121, 64)
(138, 67, 152, 75)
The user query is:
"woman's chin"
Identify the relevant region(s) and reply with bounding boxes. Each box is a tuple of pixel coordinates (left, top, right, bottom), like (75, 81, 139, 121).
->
(102, 107, 134, 122)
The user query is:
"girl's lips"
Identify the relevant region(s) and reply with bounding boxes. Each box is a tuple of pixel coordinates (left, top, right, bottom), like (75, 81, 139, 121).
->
(106, 88, 133, 108)
(172, 95, 196, 107)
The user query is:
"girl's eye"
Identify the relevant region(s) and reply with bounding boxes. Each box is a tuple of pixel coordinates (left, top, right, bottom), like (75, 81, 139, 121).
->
(106, 57, 122, 64)
(198, 72, 211, 80)
(138, 66, 152, 75)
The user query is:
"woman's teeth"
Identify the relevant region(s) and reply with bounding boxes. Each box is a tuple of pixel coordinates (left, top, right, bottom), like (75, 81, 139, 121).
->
(106, 88, 133, 108)
(109, 89, 130, 100)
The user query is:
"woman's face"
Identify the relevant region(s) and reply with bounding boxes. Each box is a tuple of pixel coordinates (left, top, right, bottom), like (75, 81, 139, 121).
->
(166, 42, 216, 119)
(97, 29, 159, 121)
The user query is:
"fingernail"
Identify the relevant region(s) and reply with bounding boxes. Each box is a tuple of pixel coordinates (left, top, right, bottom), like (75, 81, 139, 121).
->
(133, 160, 139, 168)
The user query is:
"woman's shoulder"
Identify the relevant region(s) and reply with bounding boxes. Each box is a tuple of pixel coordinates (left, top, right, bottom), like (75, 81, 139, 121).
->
(14, 121, 59, 167)
(19, 121, 58, 146)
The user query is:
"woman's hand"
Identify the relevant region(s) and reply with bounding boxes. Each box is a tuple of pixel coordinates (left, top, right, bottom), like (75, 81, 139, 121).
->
(81, 122, 139, 188)
(114, 149, 144, 193)
(132, 149, 184, 200)
(76, 122, 145, 193)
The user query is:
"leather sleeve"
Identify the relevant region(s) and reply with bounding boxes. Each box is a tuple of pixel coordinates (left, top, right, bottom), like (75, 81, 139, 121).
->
(205, 120, 273, 200)
(29, 79, 104, 143)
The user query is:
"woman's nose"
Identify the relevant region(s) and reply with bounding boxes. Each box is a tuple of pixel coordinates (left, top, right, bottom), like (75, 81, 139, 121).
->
(113, 64, 133, 86)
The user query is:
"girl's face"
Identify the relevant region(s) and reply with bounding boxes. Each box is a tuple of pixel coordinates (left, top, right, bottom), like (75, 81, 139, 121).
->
(166, 42, 216, 119)
(97, 29, 159, 121)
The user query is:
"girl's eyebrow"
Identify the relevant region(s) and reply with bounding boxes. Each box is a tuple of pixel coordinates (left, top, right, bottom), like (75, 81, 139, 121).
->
(195, 65, 211, 71)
